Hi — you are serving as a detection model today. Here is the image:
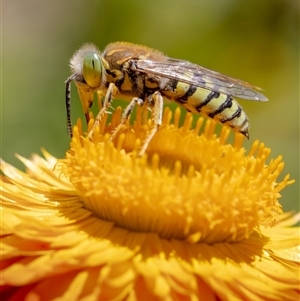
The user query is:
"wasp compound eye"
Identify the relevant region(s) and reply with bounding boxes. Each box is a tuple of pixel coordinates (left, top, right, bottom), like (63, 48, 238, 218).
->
(83, 52, 102, 88)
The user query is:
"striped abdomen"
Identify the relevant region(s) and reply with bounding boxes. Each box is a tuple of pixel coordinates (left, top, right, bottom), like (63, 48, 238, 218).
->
(162, 81, 249, 138)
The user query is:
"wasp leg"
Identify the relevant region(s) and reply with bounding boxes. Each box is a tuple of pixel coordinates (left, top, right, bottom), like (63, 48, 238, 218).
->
(138, 91, 163, 157)
(88, 83, 118, 139)
(110, 97, 144, 141)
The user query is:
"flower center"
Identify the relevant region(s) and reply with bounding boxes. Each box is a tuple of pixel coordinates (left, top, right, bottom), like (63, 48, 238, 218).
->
(65, 107, 289, 243)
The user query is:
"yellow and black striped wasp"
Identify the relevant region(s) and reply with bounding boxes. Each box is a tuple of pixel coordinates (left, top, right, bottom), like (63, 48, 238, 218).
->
(65, 42, 268, 155)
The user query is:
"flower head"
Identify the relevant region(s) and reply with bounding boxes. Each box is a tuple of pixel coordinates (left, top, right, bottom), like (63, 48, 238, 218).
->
(1, 107, 299, 300)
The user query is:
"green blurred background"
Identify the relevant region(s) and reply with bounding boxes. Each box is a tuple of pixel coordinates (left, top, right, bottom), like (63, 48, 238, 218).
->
(2, 0, 299, 212)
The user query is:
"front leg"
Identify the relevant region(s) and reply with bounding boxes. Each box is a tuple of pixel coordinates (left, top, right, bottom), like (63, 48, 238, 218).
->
(88, 82, 118, 139)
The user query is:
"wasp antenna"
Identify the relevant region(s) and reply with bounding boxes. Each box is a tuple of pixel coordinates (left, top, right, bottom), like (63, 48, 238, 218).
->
(65, 75, 75, 137)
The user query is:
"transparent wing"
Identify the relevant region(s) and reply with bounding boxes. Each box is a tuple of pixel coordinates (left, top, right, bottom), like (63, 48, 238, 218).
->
(135, 58, 268, 101)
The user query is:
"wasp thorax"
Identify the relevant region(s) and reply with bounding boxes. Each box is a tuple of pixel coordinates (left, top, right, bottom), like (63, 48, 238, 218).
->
(82, 52, 102, 88)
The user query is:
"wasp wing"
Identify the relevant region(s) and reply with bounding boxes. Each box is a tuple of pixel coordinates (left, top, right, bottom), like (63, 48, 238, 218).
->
(135, 58, 268, 101)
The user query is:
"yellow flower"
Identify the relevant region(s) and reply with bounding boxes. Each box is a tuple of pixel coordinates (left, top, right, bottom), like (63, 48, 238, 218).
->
(1, 107, 299, 301)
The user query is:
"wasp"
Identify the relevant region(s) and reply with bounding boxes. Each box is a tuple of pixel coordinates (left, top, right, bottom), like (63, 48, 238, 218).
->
(65, 42, 268, 155)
